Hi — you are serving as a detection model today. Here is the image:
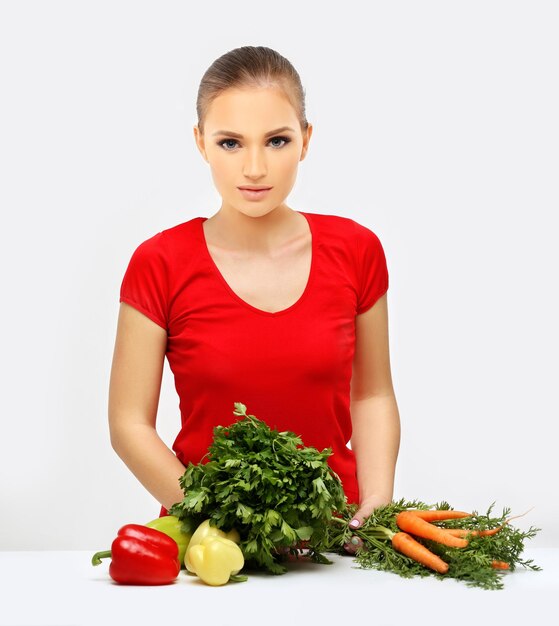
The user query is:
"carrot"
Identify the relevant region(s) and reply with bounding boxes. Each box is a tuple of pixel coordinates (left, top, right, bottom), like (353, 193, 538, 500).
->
(491, 560, 510, 570)
(396, 511, 469, 548)
(443, 527, 503, 538)
(392, 531, 449, 574)
(439, 509, 533, 538)
(405, 509, 471, 522)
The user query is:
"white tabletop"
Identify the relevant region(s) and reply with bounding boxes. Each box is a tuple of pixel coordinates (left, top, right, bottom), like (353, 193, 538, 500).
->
(1, 549, 557, 626)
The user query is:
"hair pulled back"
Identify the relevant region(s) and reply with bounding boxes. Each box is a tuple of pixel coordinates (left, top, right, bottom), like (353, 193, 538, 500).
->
(196, 46, 309, 135)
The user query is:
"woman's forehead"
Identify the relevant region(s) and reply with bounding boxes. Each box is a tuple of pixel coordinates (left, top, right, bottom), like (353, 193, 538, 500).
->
(206, 86, 297, 126)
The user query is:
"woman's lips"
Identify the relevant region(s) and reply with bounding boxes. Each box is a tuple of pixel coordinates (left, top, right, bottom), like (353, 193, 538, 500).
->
(237, 187, 272, 201)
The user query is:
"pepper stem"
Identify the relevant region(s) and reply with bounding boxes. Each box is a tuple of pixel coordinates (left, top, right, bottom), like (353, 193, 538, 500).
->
(91, 550, 111, 566)
(229, 573, 248, 583)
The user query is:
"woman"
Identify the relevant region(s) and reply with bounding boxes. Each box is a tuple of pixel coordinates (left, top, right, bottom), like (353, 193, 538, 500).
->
(108, 46, 401, 539)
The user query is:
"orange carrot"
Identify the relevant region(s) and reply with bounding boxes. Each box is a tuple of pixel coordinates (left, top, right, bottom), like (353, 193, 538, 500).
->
(392, 531, 449, 574)
(405, 509, 471, 522)
(491, 560, 510, 570)
(396, 511, 469, 548)
(443, 527, 503, 538)
(439, 509, 532, 538)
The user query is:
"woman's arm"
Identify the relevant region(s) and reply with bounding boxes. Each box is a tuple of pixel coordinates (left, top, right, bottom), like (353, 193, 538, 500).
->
(108, 302, 186, 511)
(350, 293, 401, 513)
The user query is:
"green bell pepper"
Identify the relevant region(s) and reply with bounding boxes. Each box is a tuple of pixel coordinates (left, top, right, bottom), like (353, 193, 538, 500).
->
(145, 514, 192, 568)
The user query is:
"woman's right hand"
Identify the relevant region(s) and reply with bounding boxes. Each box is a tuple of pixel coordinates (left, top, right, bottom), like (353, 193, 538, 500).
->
(343, 535, 364, 554)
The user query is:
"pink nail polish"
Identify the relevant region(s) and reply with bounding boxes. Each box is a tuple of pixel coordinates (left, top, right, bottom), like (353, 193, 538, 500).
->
(349, 519, 359, 528)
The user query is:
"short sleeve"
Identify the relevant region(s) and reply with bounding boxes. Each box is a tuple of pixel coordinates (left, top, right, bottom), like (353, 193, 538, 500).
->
(119, 232, 169, 330)
(353, 221, 389, 314)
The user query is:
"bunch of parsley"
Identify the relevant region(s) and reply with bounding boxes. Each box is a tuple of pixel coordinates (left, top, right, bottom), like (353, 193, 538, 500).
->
(168, 402, 347, 574)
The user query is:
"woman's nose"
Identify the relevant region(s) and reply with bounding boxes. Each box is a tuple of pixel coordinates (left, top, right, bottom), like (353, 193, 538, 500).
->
(243, 149, 267, 178)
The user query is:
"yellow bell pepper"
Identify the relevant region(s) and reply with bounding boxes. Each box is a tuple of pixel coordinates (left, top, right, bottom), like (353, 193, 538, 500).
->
(188, 535, 245, 586)
(184, 519, 240, 572)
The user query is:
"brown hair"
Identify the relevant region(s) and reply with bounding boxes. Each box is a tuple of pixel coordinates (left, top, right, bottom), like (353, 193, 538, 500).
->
(196, 46, 309, 135)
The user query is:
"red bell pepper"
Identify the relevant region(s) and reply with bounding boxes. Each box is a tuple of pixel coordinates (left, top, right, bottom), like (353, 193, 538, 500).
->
(92, 523, 181, 585)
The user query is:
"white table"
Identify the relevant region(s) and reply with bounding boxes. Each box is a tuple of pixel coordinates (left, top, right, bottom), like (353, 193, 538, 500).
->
(1, 549, 557, 626)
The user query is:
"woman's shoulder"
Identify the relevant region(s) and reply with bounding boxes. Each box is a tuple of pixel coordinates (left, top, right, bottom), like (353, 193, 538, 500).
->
(305, 211, 380, 241)
(305, 210, 354, 227)
(160, 215, 203, 240)
(124, 216, 203, 270)
(132, 216, 202, 249)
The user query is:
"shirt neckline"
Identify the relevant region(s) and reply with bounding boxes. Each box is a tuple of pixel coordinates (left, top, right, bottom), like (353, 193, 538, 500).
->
(198, 211, 316, 317)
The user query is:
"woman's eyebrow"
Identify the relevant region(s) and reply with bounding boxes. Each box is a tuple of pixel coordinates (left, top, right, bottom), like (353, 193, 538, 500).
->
(211, 126, 296, 138)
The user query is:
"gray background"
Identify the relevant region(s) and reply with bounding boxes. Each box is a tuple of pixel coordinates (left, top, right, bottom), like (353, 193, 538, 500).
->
(1, 0, 557, 550)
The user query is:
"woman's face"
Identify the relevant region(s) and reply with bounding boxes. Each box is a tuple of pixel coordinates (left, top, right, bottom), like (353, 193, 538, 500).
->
(194, 86, 313, 218)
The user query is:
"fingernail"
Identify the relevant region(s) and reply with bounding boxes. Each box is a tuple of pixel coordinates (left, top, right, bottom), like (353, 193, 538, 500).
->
(349, 519, 360, 528)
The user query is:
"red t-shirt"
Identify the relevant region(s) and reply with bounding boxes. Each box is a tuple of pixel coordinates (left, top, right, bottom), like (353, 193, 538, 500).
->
(119, 211, 389, 516)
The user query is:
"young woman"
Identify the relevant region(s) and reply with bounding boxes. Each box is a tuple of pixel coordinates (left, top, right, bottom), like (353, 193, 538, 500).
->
(108, 46, 401, 537)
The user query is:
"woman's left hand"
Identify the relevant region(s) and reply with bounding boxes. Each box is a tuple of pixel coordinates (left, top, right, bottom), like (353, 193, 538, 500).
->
(343, 493, 391, 555)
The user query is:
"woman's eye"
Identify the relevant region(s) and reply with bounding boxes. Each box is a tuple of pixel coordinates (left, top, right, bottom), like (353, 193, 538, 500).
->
(269, 136, 291, 148)
(219, 139, 239, 150)
(217, 136, 291, 151)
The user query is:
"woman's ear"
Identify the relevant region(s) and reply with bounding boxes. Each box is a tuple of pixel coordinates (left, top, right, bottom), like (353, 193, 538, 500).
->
(300, 123, 313, 161)
(193, 125, 208, 162)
